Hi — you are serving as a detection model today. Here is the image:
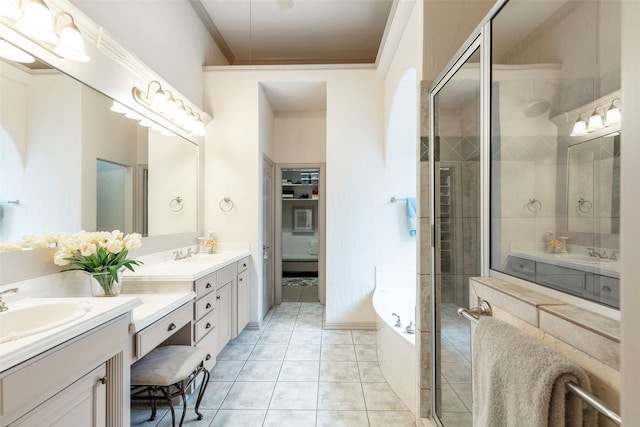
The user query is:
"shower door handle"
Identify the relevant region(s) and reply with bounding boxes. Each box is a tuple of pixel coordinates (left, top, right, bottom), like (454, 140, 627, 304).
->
(263, 245, 270, 260)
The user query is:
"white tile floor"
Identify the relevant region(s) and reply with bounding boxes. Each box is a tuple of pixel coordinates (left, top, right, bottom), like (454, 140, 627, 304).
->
(131, 302, 415, 427)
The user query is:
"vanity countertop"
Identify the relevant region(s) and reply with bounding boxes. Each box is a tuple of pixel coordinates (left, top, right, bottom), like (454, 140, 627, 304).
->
(510, 250, 619, 278)
(123, 249, 251, 282)
(0, 296, 141, 372)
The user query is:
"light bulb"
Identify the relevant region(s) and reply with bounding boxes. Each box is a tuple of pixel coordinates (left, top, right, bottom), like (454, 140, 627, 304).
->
(570, 115, 587, 137)
(587, 109, 603, 132)
(53, 21, 89, 62)
(605, 101, 621, 126)
(16, 0, 57, 43)
(0, 0, 22, 20)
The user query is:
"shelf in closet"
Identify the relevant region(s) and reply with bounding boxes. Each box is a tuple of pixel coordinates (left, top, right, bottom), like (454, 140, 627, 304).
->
(282, 183, 318, 186)
(282, 198, 319, 201)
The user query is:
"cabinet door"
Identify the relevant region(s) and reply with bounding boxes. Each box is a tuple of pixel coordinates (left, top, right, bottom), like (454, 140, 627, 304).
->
(237, 270, 250, 332)
(217, 282, 232, 351)
(11, 364, 106, 427)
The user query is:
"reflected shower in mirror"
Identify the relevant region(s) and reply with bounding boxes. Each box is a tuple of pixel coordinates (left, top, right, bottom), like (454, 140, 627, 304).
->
(0, 53, 198, 248)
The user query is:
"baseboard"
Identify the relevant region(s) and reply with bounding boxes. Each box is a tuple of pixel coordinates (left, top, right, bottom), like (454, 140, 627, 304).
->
(323, 321, 377, 330)
(245, 321, 261, 330)
(421, 417, 436, 427)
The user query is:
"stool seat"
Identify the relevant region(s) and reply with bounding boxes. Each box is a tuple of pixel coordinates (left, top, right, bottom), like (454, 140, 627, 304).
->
(130, 345, 210, 427)
(132, 346, 207, 386)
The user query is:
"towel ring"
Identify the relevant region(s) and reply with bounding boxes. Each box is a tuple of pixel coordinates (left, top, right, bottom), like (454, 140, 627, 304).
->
(169, 196, 184, 212)
(219, 196, 234, 212)
(578, 198, 593, 214)
(527, 198, 542, 213)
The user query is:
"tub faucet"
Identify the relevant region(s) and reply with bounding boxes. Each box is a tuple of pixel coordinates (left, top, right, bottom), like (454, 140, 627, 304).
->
(0, 288, 18, 312)
(391, 313, 401, 327)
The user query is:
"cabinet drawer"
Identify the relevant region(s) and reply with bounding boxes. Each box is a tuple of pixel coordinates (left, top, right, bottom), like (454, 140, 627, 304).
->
(536, 262, 585, 294)
(195, 272, 217, 298)
(507, 256, 535, 281)
(195, 291, 217, 321)
(237, 256, 250, 273)
(217, 264, 237, 290)
(593, 275, 620, 307)
(196, 327, 217, 371)
(194, 310, 217, 342)
(136, 303, 192, 358)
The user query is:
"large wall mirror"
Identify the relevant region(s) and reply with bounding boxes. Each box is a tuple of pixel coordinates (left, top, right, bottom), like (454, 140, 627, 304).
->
(490, 0, 621, 308)
(0, 52, 198, 248)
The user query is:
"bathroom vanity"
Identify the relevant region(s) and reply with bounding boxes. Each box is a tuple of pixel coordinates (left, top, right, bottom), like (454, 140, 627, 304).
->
(507, 251, 620, 308)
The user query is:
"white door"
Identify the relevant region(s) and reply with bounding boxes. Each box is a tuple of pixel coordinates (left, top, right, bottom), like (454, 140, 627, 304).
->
(262, 157, 275, 318)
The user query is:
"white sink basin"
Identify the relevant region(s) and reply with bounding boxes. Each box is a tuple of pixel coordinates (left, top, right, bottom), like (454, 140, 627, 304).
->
(180, 253, 231, 263)
(0, 300, 93, 344)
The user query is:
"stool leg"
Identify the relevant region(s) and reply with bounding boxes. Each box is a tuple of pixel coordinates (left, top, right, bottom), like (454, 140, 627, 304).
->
(177, 382, 187, 427)
(148, 387, 157, 421)
(194, 368, 210, 420)
(160, 386, 176, 427)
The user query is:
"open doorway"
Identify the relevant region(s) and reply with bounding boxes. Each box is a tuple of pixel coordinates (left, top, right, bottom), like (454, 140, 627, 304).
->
(275, 165, 325, 305)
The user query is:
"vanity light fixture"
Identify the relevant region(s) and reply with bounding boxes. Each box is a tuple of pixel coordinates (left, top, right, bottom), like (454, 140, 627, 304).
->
(587, 107, 604, 132)
(132, 81, 207, 137)
(0, 39, 34, 63)
(52, 12, 89, 62)
(570, 113, 588, 137)
(605, 99, 621, 126)
(11, 0, 90, 62)
(15, 0, 56, 43)
(0, 0, 22, 20)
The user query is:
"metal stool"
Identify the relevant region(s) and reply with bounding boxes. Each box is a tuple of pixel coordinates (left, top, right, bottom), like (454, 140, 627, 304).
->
(130, 345, 210, 427)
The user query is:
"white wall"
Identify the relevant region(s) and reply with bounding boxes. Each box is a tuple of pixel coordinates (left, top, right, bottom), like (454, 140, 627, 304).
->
(258, 86, 275, 160)
(73, 0, 227, 106)
(203, 67, 384, 326)
(379, 0, 422, 274)
(273, 112, 327, 164)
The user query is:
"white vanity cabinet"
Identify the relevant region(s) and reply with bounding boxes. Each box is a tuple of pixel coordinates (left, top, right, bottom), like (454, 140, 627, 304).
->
(237, 257, 250, 333)
(193, 271, 218, 370)
(216, 264, 236, 351)
(0, 314, 130, 427)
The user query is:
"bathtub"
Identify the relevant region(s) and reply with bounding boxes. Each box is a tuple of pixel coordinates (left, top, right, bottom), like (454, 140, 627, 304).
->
(373, 286, 416, 414)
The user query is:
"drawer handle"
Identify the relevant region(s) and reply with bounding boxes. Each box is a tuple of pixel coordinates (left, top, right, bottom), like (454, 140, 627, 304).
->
(168, 323, 177, 331)
(216, 295, 221, 300)
(206, 303, 212, 309)
(205, 354, 211, 361)
(243, 263, 247, 268)
(99, 376, 107, 385)
(206, 283, 212, 289)
(206, 323, 212, 329)
(519, 264, 525, 269)
(239, 278, 243, 282)
(602, 285, 612, 293)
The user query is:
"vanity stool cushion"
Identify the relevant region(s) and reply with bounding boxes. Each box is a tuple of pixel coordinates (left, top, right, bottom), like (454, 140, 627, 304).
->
(131, 345, 208, 387)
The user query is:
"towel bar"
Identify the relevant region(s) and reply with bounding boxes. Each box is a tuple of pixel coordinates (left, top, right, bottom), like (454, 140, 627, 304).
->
(457, 303, 622, 426)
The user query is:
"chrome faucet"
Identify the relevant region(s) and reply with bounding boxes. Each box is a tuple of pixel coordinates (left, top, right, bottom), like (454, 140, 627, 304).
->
(0, 288, 18, 312)
(392, 313, 402, 327)
(587, 248, 608, 259)
(173, 248, 194, 261)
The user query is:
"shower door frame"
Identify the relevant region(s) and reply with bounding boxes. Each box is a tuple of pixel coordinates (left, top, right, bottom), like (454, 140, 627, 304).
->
(428, 21, 492, 424)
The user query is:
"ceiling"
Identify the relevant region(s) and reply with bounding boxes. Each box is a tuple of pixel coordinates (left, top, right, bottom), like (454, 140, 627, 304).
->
(192, 0, 394, 65)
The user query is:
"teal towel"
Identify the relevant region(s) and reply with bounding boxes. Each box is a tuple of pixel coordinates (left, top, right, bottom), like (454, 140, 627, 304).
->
(406, 197, 417, 237)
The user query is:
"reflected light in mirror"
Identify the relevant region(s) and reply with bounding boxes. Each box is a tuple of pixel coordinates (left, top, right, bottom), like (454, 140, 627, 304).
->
(570, 114, 588, 137)
(587, 108, 604, 132)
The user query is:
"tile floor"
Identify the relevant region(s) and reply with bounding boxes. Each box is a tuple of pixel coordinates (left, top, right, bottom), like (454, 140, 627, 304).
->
(437, 303, 472, 427)
(131, 302, 415, 427)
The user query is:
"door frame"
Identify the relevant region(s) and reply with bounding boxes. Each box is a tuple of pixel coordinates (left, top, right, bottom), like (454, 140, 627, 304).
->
(274, 163, 326, 305)
(262, 155, 275, 319)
